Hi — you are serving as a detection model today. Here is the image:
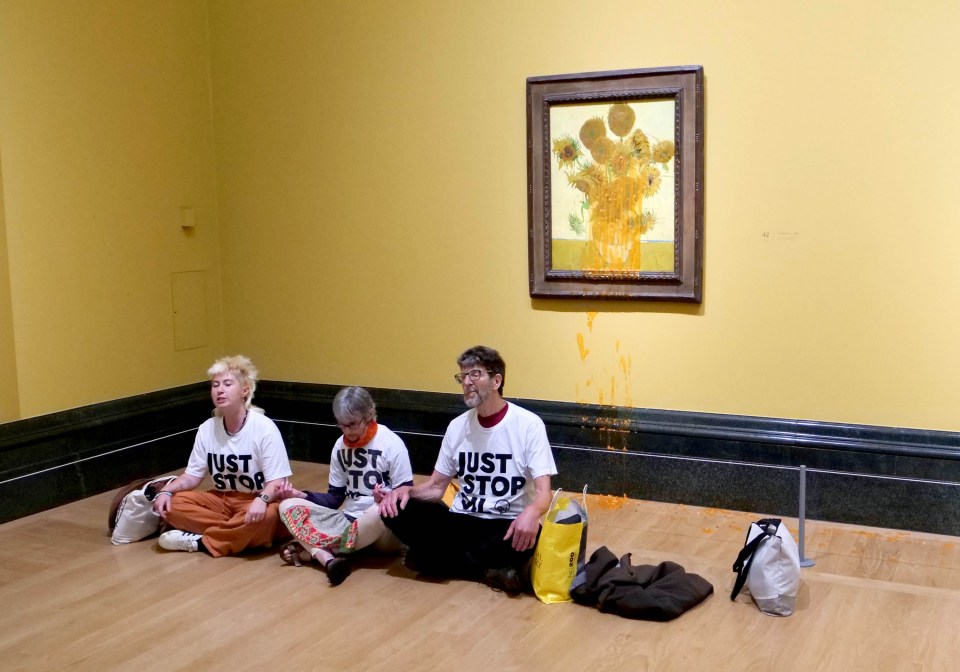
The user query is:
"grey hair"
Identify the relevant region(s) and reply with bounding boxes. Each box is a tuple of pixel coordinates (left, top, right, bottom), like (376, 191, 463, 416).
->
(457, 345, 506, 396)
(332, 386, 376, 423)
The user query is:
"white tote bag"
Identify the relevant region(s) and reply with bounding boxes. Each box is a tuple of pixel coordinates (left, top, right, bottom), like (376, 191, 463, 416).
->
(110, 476, 175, 545)
(731, 518, 801, 616)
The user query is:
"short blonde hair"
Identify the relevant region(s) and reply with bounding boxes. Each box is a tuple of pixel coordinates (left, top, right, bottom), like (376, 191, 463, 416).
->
(207, 355, 259, 412)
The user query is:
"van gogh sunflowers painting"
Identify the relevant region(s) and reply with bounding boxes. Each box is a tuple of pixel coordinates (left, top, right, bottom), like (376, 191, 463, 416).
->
(526, 67, 703, 301)
(550, 100, 675, 273)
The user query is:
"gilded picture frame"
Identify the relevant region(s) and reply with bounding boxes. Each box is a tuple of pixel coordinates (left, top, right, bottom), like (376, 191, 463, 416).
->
(527, 66, 704, 301)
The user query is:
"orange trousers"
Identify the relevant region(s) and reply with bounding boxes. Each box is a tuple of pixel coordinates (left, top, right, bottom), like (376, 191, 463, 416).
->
(165, 490, 290, 557)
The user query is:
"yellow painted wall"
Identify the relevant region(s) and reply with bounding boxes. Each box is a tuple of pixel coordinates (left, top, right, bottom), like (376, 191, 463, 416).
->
(0, 150, 21, 421)
(209, 0, 960, 432)
(2, 1, 959, 433)
(0, 1, 223, 417)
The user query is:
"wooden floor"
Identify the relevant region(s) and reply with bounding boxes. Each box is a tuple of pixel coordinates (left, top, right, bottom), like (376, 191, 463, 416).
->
(2, 461, 958, 671)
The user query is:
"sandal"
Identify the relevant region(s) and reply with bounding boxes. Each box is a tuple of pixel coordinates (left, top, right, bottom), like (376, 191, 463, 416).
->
(279, 542, 312, 567)
(324, 557, 351, 586)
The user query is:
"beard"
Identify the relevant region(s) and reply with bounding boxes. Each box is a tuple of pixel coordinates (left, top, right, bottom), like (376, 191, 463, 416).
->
(463, 388, 484, 409)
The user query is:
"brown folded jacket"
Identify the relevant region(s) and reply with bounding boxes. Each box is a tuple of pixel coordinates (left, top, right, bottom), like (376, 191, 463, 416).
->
(570, 546, 714, 621)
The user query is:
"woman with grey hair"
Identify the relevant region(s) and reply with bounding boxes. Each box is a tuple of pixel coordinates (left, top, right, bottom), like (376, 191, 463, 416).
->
(275, 386, 413, 585)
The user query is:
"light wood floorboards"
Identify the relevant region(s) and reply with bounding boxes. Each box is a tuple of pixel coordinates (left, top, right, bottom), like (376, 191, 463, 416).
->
(1, 461, 958, 671)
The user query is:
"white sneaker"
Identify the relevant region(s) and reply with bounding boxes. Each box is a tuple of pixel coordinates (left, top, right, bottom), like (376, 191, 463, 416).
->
(159, 530, 202, 552)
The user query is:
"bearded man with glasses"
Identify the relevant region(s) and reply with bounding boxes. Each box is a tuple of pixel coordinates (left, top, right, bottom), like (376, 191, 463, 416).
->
(378, 345, 557, 595)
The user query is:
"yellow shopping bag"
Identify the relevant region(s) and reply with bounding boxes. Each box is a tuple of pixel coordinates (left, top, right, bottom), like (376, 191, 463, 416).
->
(531, 487, 588, 603)
(441, 480, 460, 508)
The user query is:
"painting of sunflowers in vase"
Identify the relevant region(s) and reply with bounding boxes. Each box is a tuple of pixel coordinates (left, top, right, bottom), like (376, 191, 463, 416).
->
(550, 100, 676, 273)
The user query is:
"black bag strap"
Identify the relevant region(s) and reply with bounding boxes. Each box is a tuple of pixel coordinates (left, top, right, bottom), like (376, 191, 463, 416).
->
(730, 518, 781, 600)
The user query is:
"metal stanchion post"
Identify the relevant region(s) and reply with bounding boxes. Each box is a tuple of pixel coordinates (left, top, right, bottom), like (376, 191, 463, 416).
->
(799, 464, 815, 567)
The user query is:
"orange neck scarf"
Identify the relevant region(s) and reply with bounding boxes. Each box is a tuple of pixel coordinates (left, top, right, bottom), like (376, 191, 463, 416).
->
(343, 421, 378, 448)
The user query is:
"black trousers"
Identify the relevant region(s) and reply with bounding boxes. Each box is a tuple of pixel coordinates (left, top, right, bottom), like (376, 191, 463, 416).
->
(382, 499, 537, 578)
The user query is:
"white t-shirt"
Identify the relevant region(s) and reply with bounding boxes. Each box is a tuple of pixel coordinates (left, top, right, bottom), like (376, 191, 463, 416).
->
(435, 402, 557, 520)
(185, 411, 292, 492)
(328, 424, 414, 519)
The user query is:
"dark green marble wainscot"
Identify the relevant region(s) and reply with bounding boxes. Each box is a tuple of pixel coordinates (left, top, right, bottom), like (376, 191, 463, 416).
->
(0, 384, 208, 524)
(3, 379, 960, 536)
(258, 382, 960, 536)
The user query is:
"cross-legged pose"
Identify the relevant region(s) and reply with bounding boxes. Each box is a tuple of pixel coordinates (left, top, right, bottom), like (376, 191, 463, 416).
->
(152, 355, 292, 557)
(276, 386, 413, 585)
(379, 345, 557, 595)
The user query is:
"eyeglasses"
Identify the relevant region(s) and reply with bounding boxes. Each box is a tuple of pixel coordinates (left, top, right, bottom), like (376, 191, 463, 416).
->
(454, 369, 489, 385)
(336, 417, 368, 430)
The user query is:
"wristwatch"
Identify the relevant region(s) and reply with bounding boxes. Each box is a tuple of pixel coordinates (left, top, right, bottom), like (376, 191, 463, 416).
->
(257, 493, 270, 503)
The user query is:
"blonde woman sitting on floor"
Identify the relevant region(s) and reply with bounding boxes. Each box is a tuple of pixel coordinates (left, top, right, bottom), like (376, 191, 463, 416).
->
(153, 355, 293, 557)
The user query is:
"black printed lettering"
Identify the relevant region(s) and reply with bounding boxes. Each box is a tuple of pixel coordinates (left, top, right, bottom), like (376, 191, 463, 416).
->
(367, 449, 382, 470)
(458, 452, 513, 475)
(511, 476, 526, 495)
(461, 474, 475, 494)
(490, 476, 510, 496)
(459, 494, 485, 513)
(363, 471, 383, 489)
(208, 451, 260, 491)
(479, 453, 514, 473)
(458, 452, 476, 475)
(473, 475, 491, 495)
